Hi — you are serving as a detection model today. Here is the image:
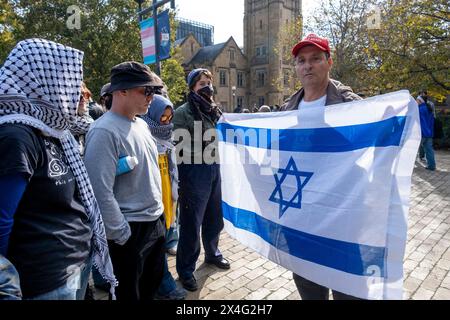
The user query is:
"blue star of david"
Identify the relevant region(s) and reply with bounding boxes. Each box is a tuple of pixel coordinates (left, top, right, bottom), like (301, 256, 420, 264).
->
(269, 157, 313, 218)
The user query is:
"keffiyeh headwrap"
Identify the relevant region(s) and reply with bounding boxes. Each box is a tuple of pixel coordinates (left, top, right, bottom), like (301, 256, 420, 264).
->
(0, 38, 117, 297)
(141, 94, 174, 141)
(141, 94, 178, 201)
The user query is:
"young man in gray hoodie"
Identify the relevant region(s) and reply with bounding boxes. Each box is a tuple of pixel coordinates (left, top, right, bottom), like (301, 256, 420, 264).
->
(84, 61, 165, 300)
(282, 34, 362, 300)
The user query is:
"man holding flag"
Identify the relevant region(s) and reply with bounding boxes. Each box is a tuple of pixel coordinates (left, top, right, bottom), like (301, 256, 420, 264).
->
(218, 32, 420, 300)
(281, 33, 362, 299)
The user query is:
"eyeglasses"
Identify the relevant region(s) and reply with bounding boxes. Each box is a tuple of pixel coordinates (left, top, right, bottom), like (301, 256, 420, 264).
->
(160, 113, 173, 122)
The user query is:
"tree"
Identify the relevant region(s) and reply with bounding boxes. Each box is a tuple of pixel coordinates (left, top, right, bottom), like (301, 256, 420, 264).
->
(0, 1, 21, 64)
(3, 0, 186, 103)
(305, 0, 380, 95)
(8, 0, 142, 99)
(370, 0, 449, 100)
(305, 0, 449, 100)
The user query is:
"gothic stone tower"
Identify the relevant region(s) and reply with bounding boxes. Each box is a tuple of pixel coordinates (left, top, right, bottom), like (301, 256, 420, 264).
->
(244, 0, 302, 108)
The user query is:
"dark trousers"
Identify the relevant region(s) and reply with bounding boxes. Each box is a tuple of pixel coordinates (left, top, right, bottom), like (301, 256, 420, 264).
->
(293, 273, 362, 300)
(108, 218, 166, 301)
(176, 164, 224, 280)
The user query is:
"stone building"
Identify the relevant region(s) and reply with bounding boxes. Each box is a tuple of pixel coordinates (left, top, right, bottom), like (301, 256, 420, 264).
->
(244, 0, 302, 107)
(176, 0, 302, 112)
(177, 35, 247, 112)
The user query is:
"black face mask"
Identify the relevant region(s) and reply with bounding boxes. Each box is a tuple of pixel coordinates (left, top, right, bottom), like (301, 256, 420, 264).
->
(197, 85, 214, 101)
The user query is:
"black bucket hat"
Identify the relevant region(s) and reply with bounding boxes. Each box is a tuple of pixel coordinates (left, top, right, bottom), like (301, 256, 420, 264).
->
(109, 61, 163, 92)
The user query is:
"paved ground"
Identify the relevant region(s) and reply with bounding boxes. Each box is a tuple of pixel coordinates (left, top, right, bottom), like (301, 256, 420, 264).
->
(97, 150, 450, 300)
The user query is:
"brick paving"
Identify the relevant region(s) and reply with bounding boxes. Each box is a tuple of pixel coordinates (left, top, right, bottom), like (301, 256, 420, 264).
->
(96, 150, 450, 300)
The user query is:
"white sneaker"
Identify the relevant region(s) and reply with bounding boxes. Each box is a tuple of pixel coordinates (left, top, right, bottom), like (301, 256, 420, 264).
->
(417, 158, 427, 167)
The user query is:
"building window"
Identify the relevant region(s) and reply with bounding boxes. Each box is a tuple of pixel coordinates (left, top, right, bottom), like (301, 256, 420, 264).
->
(258, 96, 265, 107)
(191, 43, 194, 54)
(230, 49, 235, 61)
(237, 96, 244, 108)
(220, 70, 227, 86)
(256, 69, 266, 88)
(260, 20, 263, 29)
(256, 46, 267, 57)
(237, 72, 244, 87)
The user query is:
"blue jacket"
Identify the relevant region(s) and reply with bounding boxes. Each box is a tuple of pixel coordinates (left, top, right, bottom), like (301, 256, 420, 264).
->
(418, 102, 434, 138)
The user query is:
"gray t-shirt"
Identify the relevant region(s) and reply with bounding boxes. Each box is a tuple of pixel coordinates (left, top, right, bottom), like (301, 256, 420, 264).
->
(84, 111, 163, 245)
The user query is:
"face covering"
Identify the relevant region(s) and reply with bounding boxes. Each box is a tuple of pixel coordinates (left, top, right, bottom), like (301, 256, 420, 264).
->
(197, 85, 214, 101)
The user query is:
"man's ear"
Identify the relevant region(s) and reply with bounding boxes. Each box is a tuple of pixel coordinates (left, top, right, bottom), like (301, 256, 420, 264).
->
(119, 89, 128, 97)
(328, 56, 333, 68)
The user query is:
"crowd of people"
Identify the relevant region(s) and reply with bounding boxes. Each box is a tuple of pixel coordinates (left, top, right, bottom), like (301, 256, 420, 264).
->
(0, 37, 231, 301)
(0, 32, 439, 301)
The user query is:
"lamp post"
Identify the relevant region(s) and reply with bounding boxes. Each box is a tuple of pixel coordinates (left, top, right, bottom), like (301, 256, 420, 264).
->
(135, 0, 176, 76)
(232, 85, 236, 111)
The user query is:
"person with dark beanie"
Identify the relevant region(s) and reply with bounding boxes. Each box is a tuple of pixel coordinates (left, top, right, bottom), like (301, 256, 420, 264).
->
(173, 68, 229, 292)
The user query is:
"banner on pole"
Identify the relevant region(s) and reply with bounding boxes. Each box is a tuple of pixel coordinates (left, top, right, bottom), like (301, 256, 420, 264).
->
(139, 10, 171, 65)
(158, 10, 171, 61)
(140, 17, 156, 65)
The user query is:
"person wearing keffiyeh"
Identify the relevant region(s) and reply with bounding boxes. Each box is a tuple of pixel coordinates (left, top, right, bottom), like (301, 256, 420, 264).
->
(0, 38, 117, 299)
(172, 68, 229, 293)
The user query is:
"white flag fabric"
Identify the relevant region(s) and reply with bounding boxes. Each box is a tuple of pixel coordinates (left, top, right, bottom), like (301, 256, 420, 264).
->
(218, 90, 421, 300)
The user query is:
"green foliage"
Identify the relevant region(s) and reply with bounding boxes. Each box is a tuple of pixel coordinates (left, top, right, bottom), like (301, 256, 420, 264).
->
(0, 1, 21, 63)
(369, 0, 449, 98)
(1, 0, 186, 103)
(305, 0, 449, 100)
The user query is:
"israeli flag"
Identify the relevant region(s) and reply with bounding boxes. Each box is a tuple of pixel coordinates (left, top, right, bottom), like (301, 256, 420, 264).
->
(218, 90, 420, 300)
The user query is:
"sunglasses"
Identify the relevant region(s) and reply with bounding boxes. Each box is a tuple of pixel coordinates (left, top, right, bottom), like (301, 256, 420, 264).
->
(144, 86, 163, 97)
(160, 113, 173, 122)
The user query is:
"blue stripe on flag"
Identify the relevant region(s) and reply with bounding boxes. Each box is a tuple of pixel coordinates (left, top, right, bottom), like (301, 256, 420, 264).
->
(217, 116, 406, 152)
(222, 201, 386, 277)
(140, 17, 154, 29)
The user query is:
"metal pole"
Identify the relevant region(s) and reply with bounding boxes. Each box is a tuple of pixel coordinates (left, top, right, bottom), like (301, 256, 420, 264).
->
(136, 0, 143, 21)
(137, 0, 174, 75)
(154, 5, 161, 75)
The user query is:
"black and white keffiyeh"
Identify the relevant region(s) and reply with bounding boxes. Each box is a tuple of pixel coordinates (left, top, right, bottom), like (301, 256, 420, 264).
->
(142, 116, 174, 141)
(0, 38, 118, 297)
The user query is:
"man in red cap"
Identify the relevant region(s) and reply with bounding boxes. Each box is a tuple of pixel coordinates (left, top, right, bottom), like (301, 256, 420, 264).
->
(282, 34, 362, 300)
(282, 33, 361, 111)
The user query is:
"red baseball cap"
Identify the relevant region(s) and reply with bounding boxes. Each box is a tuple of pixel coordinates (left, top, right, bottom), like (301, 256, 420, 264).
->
(291, 33, 331, 57)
